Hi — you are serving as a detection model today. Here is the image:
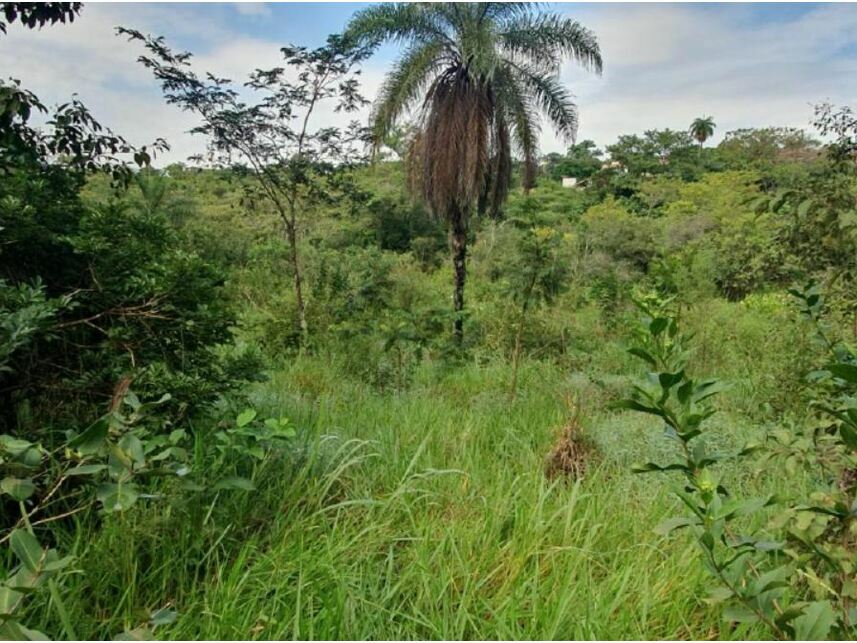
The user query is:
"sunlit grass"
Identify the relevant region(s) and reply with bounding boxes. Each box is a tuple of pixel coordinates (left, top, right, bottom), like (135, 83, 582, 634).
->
(36, 355, 790, 639)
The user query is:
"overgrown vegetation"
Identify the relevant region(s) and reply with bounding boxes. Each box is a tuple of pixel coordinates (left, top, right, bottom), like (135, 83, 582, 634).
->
(1, 2, 856, 640)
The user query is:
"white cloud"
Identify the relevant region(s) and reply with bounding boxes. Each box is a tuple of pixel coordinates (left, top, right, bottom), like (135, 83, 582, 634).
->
(233, 3, 272, 18)
(553, 3, 857, 153)
(0, 3, 382, 165)
(2, 3, 856, 164)
(0, 3, 223, 163)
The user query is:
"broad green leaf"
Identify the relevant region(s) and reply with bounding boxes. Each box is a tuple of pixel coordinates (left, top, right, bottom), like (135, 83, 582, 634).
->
(42, 555, 74, 572)
(66, 464, 107, 476)
(149, 446, 186, 462)
(68, 417, 109, 455)
(703, 586, 734, 605)
(653, 516, 695, 536)
(722, 604, 759, 624)
(775, 603, 807, 629)
(264, 418, 296, 438)
(236, 409, 257, 428)
(0, 620, 49, 640)
(631, 461, 687, 474)
(828, 363, 857, 383)
(840, 422, 857, 450)
(627, 347, 657, 367)
(151, 393, 172, 406)
(693, 379, 726, 403)
(6, 565, 39, 591)
(614, 399, 665, 418)
(658, 371, 684, 390)
(0, 585, 23, 616)
(649, 317, 668, 336)
(124, 390, 142, 411)
(751, 566, 790, 597)
(9, 530, 42, 572)
(0, 435, 35, 458)
(1, 477, 35, 501)
(716, 496, 775, 522)
(793, 600, 836, 641)
(96, 482, 139, 512)
(119, 434, 145, 467)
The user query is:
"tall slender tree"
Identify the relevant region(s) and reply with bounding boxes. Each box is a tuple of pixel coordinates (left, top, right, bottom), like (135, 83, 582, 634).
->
(689, 116, 716, 147)
(119, 30, 369, 349)
(345, 3, 601, 343)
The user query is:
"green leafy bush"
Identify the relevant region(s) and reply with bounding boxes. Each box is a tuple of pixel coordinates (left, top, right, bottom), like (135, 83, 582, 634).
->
(620, 286, 857, 639)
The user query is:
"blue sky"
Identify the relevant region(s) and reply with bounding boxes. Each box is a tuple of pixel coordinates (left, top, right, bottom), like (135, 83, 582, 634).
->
(2, 2, 856, 165)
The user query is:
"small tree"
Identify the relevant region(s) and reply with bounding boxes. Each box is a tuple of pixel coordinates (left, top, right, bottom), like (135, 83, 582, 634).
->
(548, 139, 603, 181)
(502, 199, 570, 399)
(606, 128, 697, 176)
(119, 29, 371, 348)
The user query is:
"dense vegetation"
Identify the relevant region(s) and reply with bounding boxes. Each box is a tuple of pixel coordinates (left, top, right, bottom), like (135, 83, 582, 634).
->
(1, 3, 856, 640)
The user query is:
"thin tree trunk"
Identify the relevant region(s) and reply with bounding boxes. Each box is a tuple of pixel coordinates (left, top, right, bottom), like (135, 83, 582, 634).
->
(508, 278, 536, 401)
(285, 219, 308, 350)
(450, 213, 467, 345)
(508, 312, 525, 401)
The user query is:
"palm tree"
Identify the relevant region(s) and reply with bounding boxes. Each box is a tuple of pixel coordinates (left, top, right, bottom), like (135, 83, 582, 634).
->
(345, 3, 602, 343)
(689, 116, 716, 147)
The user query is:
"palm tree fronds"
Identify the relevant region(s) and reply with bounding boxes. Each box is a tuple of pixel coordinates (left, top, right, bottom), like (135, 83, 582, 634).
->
(479, 108, 512, 219)
(344, 3, 451, 50)
(499, 14, 602, 75)
(690, 116, 716, 145)
(369, 40, 447, 148)
(511, 64, 578, 142)
(494, 70, 539, 192)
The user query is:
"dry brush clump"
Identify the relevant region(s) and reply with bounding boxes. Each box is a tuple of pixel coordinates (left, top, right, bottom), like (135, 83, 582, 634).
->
(544, 414, 598, 481)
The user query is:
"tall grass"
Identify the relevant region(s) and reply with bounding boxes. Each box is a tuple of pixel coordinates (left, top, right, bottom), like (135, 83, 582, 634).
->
(24, 349, 799, 639)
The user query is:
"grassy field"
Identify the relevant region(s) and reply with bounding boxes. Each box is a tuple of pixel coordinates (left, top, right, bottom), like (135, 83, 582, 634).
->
(37, 341, 808, 640)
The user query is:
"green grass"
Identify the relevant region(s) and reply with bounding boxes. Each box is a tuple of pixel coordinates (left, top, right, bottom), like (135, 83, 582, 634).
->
(33, 356, 792, 640)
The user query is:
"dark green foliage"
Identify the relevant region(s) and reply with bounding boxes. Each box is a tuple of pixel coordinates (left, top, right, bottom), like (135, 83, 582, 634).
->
(0, 2, 81, 35)
(606, 128, 700, 179)
(543, 140, 604, 181)
(621, 286, 857, 640)
(717, 127, 820, 170)
(1, 175, 245, 428)
(367, 195, 445, 258)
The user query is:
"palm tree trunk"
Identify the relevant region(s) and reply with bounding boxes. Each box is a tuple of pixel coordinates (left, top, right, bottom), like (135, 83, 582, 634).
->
(450, 213, 467, 344)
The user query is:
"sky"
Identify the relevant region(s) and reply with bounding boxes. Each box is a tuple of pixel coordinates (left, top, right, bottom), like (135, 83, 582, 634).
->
(2, 2, 857, 165)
